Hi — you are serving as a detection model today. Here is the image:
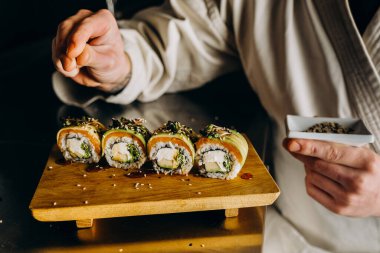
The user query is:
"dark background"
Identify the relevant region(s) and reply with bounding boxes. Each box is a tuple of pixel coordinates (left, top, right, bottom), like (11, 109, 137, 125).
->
(1, 0, 377, 52)
(0, 0, 164, 52)
(0, 0, 164, 143)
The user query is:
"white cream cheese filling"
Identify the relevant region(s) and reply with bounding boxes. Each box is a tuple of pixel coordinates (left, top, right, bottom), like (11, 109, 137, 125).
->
(111, 143, 132, 162)
(66, 138, 86, 158)
(155, 148, 179, 169)
(202, 150, 227, 172)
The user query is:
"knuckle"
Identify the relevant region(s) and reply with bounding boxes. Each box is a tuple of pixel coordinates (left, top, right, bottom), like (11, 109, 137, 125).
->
(77, 9, 92, 15)
(341, 191, 356, 205)
(306, 185, 313, 197)
(305, 177, 314, 196)
(71, 26, 88, 43)
(58, 19, 72, 31)
(326, 146, 341, 161)
(98, 9, 112, 17)
(350, 175, 364, 193)
(79, 18, 93, 29)
(305, 142, 318, 156)
(365, 154, 379, 172)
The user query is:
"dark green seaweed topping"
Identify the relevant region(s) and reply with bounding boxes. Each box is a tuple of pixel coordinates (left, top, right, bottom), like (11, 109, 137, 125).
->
(110, 117, 151, 141)
(61, 116, 106, 133)
(200, 124, 238, 139)
(154, 121, 199, 143)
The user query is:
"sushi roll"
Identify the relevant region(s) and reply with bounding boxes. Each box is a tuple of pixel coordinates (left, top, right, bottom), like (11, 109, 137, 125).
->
(102, 118, 151, 170)
(57, 116, 106, 163)
(147, 121, 199, 175)
(195, 124, 248, 180)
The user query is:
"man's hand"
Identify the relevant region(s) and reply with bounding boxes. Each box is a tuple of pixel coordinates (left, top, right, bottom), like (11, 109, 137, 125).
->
(52, 9, 131, 93)
(284, 138, 380, 217)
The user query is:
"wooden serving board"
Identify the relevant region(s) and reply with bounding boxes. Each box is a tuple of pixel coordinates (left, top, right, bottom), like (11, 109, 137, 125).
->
(30, 136, 280, 228)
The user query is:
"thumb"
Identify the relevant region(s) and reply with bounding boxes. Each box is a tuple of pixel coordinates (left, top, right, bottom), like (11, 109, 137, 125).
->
(76, 44, 113, 69)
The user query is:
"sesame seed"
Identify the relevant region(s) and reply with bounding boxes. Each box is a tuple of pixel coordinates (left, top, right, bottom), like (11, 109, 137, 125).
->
(181, 179, 185, 182)
(84, 200, 89, 204)
(141, 184, 144, 186)
(201, 244, 205, 247)
(127, 173, 131, 176)
(76, 184, 81, 187)
(148, 183, 152, 186)
(112, 184, 116, 187)
(53, 202, 57, 206)
(83, 174, 87, 178)
(119, 249, 124, 252)
(144, 174, 147, 177)
(82, 187, 86, 191)
(188, 183, 192, 186)
(112, 174, 116, 177)
(134, 183, 140, 188)
(149, 186, 153, 189)
(48, 166, 53, 170)
(197, 192, 202, 195)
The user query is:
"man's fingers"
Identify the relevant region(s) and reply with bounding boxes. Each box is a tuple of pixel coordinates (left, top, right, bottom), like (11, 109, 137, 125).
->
(305, 165, 345, 198)
(55, 9, 93, 54)
(53, 10, 93, 74)
(294, 153, 355, 188)
(284, 138, 373, 169)
(305, 175, 336, 211)
(66, 9, 115, 59)
(310, 158, 359, 189)
(61, 54, 78, 72)
(53, 38, 79, 77)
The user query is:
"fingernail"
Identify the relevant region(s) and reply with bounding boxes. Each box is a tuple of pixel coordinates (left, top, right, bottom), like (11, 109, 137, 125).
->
(289, 141, 301, 152)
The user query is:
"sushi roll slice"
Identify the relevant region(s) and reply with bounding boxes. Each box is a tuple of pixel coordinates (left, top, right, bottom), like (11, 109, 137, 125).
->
(102, 118, 151, 170)
(57, 116, 106, 163)
(147, 121, 199, 175)
(195, 124, 248, 180)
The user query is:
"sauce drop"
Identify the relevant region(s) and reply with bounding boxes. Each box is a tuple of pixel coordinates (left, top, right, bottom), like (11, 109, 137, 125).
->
(125, 171, 145, 178)
(86, 165, 103, 172)
(240, 173, 253, 180)
(86, 159, 110, 172)
(55, 158, 70, 165)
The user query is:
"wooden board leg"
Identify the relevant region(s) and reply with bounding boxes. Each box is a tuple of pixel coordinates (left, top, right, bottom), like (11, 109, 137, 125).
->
(225, 208, 239, 218)
(76, 219, 93, 228)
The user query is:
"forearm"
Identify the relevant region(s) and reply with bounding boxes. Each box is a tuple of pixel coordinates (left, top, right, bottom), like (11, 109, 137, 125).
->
(113, 0, 240, 103)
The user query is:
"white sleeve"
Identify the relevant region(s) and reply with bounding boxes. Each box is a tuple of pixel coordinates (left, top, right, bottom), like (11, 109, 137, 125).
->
(53, 0, 240, 106)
